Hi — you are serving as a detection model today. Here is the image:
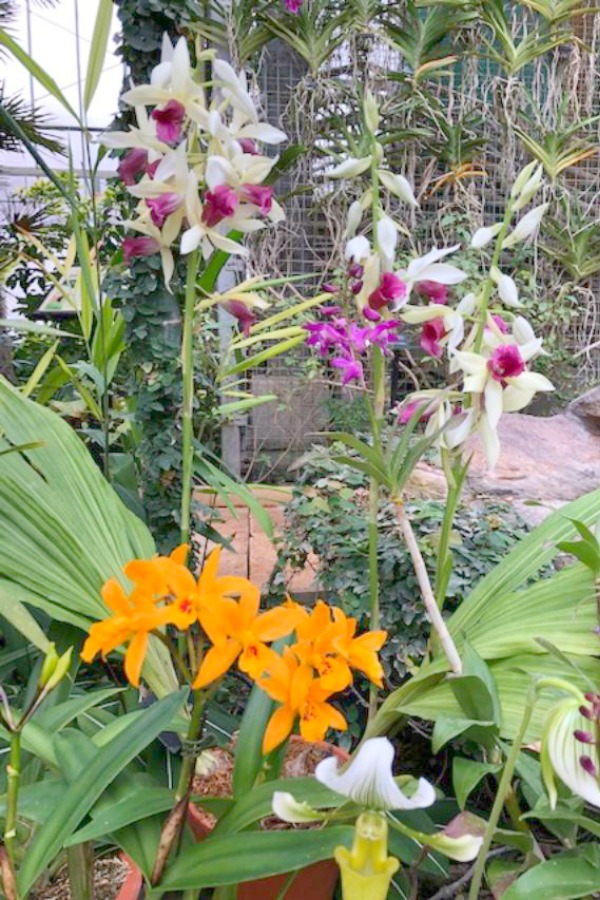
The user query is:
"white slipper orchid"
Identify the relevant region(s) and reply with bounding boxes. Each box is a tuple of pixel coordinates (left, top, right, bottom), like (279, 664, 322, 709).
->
(315, 737, 436, 811)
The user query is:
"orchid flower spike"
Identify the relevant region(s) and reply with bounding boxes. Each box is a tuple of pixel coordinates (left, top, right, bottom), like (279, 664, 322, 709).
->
(316, 737, 436, 811)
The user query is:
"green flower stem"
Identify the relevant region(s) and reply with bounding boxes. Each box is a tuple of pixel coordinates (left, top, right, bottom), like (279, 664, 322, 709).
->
(4, 730, 21, 869)
(473, 200, 514, 354)
(467, 685, 537, 900)
(367, 147, 384, 723)
(180, 249, 201, 547)
(434, 451, 468, 609)
(175, 688, 205, 802)
(394, 500, 462, 675)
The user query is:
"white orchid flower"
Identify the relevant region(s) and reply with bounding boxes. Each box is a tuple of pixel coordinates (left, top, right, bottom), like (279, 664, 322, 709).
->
(345, 235, 372, 263)
(452, 345, 554, 466)
(491, 268, 523, 308)
(471, 223, 502, 249)
(212, 57, 258, 123)
(376, 215, 397, 270)
(122, 36, 205, 113)
(180, 171, 250, 259)
(326, 156, 373, 179)
(99, 104, 169, 157)
(126, 218, 175, 287)
(378, 170, 418, 207)
(397, 245, 467, 299)
(401, 302, 465, 354)
(315, 738, 436, 811)
(542, 694, 600, 809)
(503, 203, 548, 248)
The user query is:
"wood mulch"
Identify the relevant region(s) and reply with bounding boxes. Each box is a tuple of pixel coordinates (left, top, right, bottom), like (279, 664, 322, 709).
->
(33, 857, 127, 899)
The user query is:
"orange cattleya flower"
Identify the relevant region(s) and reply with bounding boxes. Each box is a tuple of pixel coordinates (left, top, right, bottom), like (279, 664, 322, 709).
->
(81, 578, 174, 687)
(330, 608, 387, 688)
(259, 648, 347, 753)
(192, 587, 301, 689)
(288, 598, 387, 689)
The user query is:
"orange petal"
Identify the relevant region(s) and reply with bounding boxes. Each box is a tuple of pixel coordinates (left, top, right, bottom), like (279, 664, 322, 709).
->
(238, 641, 273, 680)
(263, 705, 295, 754)
(197, 545, 222, 591)
(170, 543, 189, 565)
(253, 606, 299, 642)
(101, 578, 130, 615)
(124, 559, 168, 595)
(124, 631, 148, 687)
(290, 662, 313, 711)
(193, 639, 240, 689)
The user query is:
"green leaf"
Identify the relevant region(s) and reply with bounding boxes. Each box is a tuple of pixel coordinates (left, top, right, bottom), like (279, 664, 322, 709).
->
(431, 714, 496, 753)
(65, 787, 177, 845)
(160, 827, 354, 890)
(503, 854, 600, 899)
(452, 758, 501, 810)
(232, 680, 276, 799)
(450, 642, 501, 726)
(0, 377, 177, 698)
(0, 320, 79, 340)
(17, 688, 188, 895)
(35, 687, 123, 735)
(0, 780, 66, 825)
(83, 0, 113, 110)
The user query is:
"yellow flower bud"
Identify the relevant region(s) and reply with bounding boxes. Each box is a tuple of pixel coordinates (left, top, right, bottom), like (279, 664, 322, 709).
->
(334, 812, 399, 900)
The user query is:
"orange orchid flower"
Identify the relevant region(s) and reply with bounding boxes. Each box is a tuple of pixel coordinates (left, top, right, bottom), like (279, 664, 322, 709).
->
(192, 587, 300, 689)
(259, 648, 347, 754)
(81, 578, 174, 687)
(330, 607, 387, 687)
(125, 544, 260, 631)
(288, 599, 353, 692)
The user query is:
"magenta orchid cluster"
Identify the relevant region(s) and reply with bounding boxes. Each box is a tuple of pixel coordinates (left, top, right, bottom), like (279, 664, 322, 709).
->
(304, 306, 401, 386)
(101, 35, 287, 291)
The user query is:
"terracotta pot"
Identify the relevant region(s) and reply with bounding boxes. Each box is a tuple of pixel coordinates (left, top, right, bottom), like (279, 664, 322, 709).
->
(119, 738, 348, 899)
(116, 854, 143, 900)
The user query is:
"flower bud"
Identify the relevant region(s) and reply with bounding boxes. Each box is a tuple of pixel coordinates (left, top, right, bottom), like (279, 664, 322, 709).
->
(503, 203, 548, 248)
(39, 644, 73, 692)
(345, 201, 363, 238)
(38, 644, 59, 690)
(363, 90, 380, 135)
(471, 223, 502, 249)
(510, 160, 538, 199)
(513, 164, 544, 211)
(378, 170, 418, 207)
(326, 156, 372, 180)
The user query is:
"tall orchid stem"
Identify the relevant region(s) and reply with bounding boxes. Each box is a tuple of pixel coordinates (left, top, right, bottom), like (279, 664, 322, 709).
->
(394, 500, 462, 675)
(468, 685, 537, 899)
(175, 688, 204, 802)
(473, 200, 514, 354)
(4, 731, 20, 869)
(367, 149, 384, 723)
(180, 249, 201, 548)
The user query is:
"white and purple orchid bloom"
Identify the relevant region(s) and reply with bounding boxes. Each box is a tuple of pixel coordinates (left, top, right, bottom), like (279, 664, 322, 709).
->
(398, 245, 467, 303)
(401, 292, 475, 359)
(452, 328, 554, 467)
(99, 34, 287, 282)
(542, 692, 600, 809)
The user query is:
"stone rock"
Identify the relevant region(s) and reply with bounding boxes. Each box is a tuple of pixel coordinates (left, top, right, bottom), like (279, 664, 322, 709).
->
(466, 412, 600, 506)
(569, 385, 600, 423)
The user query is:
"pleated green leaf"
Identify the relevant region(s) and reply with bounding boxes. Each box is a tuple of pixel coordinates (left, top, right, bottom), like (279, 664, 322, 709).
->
(0, 377, 177, 696)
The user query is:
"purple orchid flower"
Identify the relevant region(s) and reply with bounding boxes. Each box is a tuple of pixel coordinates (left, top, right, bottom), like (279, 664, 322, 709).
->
(368, 272, 408, 311)
(421, 317, 446, 358)
(487, 345, 525, 382)
(118, 148, 148, 186)
(123, 236, 160, 264)
(146, 192, 183, 228)
(416, 280, 449, 304)
(202, 185, 238, 226)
